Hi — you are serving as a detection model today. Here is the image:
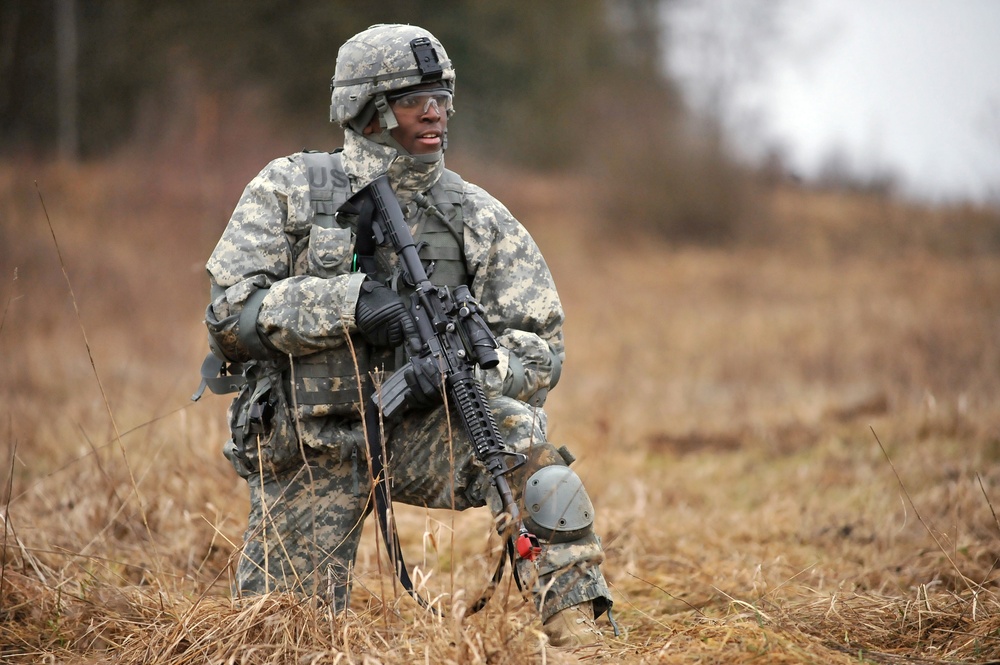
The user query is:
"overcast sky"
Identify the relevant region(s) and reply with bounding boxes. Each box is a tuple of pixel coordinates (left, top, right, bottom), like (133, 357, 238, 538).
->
(665, 0, 1000, 204)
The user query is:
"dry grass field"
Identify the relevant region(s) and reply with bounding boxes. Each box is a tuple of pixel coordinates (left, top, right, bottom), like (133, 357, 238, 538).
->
(2, 147, 1000, 664)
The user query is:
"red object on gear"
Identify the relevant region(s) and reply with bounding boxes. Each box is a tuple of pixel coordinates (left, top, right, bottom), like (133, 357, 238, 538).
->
(516, 532, 541, 561)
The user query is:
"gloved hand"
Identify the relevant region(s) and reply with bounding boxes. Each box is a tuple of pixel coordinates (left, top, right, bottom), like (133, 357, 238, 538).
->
(355, 280, 414, 347)
(401, 354, 446, 409)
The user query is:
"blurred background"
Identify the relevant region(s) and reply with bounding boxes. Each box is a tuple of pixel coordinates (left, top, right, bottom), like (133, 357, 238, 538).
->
(4, 0, 997, 239)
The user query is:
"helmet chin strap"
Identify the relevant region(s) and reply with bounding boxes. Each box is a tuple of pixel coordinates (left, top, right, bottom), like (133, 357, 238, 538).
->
(361, 93, 408, 156)
(373, 93, 399, 131)
(413, 149, 443, 164)
(379, 132, 443, 165)
(374, 131, 410, 156)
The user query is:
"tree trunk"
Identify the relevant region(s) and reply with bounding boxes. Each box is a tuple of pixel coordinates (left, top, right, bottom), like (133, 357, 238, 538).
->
(55, 0, 78, 161)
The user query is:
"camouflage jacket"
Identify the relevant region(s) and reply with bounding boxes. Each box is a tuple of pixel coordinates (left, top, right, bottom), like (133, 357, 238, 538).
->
(205, 131, 565, 445)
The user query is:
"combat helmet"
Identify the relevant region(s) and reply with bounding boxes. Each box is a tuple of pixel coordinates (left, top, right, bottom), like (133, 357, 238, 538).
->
(330, 24, 455, 136)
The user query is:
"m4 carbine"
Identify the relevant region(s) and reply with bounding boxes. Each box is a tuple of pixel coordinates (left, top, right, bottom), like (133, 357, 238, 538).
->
(345, 174, 541, 610)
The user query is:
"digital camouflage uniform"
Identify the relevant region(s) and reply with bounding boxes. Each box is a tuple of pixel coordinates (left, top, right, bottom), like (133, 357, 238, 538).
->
(204, 28, 612, 625)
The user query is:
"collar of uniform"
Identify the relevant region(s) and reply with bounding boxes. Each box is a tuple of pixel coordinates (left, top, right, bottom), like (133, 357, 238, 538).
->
(342, 130, 444, 205)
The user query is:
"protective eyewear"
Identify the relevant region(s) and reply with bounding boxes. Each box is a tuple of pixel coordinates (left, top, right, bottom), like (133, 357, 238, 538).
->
(389, 88, 453, 114)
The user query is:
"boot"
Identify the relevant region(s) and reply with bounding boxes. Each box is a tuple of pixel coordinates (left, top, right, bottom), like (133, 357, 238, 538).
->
(542, 600, 603, 648)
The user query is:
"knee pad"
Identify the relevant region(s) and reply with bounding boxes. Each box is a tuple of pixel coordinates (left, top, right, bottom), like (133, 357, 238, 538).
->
(522, 465, 595, 544)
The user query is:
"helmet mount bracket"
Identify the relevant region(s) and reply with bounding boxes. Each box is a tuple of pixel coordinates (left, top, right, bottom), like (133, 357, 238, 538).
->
(410, 37, 443, 80)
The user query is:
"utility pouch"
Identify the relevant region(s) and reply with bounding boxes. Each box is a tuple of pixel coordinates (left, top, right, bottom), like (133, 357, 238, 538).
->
(226, 369, 299, 476)
(285, 345, 372, 419)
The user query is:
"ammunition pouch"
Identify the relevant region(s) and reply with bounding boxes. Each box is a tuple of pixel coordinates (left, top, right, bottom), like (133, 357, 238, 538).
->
(284, 343, 378, 419)
(226, 366, 299, 477)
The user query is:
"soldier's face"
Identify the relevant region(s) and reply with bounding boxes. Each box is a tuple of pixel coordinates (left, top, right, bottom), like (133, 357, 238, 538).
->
(366, 85, 450, 155)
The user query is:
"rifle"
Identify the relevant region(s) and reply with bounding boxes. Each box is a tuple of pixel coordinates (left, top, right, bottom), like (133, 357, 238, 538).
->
(345, 173, 541, 611)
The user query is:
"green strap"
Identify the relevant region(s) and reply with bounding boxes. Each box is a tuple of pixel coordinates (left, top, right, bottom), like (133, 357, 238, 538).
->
(548, 347, 563, 389)
(190, 353, 245, 401)
(236, 288, 274, 360)
(504, 353, 526, 399)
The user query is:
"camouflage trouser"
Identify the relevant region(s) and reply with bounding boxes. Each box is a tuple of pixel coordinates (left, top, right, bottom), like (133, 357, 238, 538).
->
(233, 395, 612, 621)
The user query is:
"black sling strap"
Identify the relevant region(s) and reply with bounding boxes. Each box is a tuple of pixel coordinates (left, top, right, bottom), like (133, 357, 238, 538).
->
(363, 376, 512, 615)
(361, 381, 441, 613)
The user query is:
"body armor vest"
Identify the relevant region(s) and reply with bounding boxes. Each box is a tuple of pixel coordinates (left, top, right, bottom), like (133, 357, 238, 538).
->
(290, 150, 469, 419)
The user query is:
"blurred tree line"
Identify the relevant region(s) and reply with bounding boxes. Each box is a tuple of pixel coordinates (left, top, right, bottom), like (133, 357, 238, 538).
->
(0, 0, 754, 243)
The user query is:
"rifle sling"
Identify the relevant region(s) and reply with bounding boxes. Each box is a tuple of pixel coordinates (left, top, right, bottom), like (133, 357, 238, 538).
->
(362, 383, 437, 613)
(363, 376, 514, 616)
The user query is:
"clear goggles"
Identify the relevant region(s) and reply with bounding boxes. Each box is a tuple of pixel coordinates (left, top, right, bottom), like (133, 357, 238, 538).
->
(388, 88, 454, 115)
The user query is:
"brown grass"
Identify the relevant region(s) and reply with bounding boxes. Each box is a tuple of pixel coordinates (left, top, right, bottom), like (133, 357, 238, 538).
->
(2, 148, 1000, 663)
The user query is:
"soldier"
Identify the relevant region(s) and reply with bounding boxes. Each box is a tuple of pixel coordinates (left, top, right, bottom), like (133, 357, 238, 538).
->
(202, 23, 612, 648)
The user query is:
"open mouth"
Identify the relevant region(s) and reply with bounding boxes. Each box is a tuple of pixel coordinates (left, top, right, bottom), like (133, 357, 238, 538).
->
(414, 131, 442, 151)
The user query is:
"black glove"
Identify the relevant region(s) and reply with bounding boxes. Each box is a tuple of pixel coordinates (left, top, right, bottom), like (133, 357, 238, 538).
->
(401, 354, 446, 409)
(355, 280, 414, 347)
